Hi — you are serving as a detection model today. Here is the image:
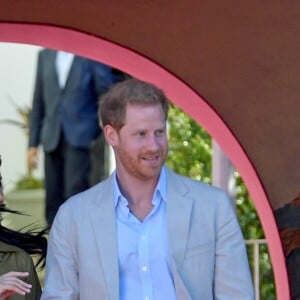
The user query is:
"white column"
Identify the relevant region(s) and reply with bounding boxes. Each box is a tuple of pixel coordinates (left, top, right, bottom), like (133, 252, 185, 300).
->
(212, 140, 236, 208)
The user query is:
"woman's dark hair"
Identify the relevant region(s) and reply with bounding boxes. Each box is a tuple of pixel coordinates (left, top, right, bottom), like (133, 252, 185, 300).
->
(0, 156, 48, 268)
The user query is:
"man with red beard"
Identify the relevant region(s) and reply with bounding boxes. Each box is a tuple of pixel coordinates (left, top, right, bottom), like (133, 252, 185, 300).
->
(42, 79, 254, 300)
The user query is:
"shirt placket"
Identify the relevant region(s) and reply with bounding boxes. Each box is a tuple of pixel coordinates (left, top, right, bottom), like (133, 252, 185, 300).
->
(138, 221, 153, 300)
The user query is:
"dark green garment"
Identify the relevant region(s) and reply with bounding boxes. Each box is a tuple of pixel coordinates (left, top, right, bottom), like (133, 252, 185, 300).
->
(0, 241, 42, 300)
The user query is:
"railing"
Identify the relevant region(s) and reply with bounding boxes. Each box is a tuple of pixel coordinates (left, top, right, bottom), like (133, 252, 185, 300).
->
(245, 239, 268, 300)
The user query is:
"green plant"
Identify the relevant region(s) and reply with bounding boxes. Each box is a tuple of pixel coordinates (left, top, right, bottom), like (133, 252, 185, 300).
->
(13, 174, 44, 191)
(1, 96, 43, 188)
(0, 96, 31, 136)
(166, 104, 212, 183)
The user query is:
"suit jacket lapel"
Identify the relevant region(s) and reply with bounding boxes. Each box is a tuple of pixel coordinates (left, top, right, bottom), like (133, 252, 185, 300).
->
(89, 177, 119, 300)
(43, 50, 60, 90)
(88, 169, 193, 299)
(166, 168, 194, 299)
(166, 168, 193, 270)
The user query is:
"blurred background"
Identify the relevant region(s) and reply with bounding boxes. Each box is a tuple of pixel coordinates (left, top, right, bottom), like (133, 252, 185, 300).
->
(0, 42, 43, 192)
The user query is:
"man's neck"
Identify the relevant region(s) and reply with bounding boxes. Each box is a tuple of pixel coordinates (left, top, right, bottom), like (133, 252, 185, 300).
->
(116, 173, 158, 221)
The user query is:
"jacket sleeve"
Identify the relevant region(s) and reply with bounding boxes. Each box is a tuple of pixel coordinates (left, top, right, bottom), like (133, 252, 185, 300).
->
(92, 61, 114, 97)
(214, 192, 254, 299)
(41, 206, 79, 300)
(1, 248, 42, 300)
(28, 50, 45, 148)
(24, 257, 42, 300)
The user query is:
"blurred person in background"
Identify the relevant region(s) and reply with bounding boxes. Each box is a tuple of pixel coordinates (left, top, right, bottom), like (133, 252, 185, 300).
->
(27, 49, 125, 226)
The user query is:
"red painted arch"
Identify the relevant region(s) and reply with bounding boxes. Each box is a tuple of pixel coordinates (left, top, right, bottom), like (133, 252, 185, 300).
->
(0, 23, 290, 299)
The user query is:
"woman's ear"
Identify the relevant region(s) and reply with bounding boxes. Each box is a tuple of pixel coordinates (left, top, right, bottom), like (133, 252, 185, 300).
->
(104, 125, 119, 146)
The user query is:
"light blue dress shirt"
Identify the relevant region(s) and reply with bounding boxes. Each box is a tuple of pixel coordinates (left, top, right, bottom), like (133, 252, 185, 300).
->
(113, 167, 177, 300)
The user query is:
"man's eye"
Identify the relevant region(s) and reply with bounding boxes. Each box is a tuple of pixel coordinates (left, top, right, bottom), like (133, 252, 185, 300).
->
(156, 130, 164, 136)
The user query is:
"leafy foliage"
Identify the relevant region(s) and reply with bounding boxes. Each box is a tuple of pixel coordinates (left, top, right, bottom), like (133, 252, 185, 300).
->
(0, 97, 43, 186)
(166, 104, 275, 299)
(0, 96, 30, 135)
(166, 104, 212, 183)
(14, 175, 44, 191)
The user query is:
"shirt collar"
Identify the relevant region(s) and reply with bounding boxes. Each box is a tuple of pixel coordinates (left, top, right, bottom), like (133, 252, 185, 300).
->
(113, 166, 167, 207)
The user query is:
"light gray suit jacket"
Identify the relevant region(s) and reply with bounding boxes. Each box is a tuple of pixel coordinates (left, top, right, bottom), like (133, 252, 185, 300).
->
(41, 167, 254, 300)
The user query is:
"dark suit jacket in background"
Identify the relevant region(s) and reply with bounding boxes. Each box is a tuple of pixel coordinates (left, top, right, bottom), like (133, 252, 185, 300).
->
(29, 48, 114, 152)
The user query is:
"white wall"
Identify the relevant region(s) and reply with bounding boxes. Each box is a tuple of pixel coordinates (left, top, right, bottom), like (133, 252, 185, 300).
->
(0, 42, 43, 192)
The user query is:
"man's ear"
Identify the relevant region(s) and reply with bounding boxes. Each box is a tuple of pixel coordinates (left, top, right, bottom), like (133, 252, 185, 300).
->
(104, 125, 119, 146)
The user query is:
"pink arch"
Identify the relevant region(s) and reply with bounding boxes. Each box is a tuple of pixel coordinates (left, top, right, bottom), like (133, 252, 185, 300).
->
(0, 23, 289, 299)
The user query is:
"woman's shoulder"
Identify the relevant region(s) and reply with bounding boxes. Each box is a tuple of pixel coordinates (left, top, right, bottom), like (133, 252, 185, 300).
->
(0, 241, 42, 299)
(0, 240, 34, 270)
(0, 240, 25, 253)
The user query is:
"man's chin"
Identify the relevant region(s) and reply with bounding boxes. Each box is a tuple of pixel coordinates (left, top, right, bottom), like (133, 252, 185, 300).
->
(144, 167, 163, 179)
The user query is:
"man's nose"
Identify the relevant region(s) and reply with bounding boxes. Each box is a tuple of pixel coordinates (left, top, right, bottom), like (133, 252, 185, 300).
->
(147, 135, 160, 150)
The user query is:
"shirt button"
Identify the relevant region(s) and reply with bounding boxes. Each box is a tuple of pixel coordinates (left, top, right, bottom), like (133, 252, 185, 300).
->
(145, 297, 150, 300)
(142, 266, 148, 272)
(141, 235, 146, 240)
